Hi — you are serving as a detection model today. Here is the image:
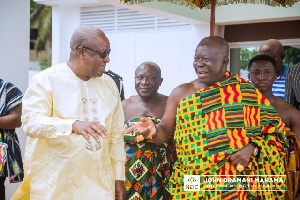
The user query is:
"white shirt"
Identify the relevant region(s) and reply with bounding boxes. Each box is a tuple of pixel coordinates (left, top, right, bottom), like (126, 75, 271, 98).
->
(21, 63, 125, 200)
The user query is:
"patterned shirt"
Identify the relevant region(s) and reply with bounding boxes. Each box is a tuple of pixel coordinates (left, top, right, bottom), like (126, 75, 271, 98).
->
(0, 79, 24, 182)
(272, 65, 288, 99)
(285, 63, 300, 110)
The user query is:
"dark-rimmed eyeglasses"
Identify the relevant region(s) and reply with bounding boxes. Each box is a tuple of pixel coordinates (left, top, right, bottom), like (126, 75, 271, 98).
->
(76, 46, 111, 59)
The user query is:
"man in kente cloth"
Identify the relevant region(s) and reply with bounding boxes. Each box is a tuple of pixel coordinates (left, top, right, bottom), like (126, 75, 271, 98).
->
(125, 36, 288, 199)
(248, 54, 300, 200)
(122, 62, 177, 200)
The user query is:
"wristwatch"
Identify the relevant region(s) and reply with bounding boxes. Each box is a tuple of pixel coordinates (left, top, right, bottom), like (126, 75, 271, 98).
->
(249, 142, 259, 156)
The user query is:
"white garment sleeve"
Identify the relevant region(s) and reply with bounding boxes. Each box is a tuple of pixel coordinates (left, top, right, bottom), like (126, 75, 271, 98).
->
(109, 93, 126, 181)
(22, 74, 77, 139)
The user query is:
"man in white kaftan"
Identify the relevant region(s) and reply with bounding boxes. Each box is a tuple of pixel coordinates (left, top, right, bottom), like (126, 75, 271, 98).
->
(20, 26, 126, 200)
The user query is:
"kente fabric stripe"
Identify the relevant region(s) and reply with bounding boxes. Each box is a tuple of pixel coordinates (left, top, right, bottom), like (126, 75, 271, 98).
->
(170, 71, 287, 200)
(0, 79, 24, 182)
(124, 116, 177, 200)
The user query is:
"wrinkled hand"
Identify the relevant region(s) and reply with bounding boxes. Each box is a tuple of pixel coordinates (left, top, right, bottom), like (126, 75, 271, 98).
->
(124, 117, 156, 139)
(72, 121, 108, 142)
(230, 144, 254, 168)
(115, 180, 125, 200)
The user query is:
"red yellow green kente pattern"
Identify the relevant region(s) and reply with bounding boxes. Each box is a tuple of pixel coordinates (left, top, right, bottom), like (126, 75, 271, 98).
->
(170, 71, 288, 199)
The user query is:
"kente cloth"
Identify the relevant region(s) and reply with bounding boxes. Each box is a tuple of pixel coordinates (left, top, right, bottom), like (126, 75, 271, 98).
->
(285, 127, 300, 200)
(0, 79, 24, 182)
(0, 135, 8, 176)
(124, 116, 177, 200)
(170, 71, 288, 200)
(18, 63, 125, 200)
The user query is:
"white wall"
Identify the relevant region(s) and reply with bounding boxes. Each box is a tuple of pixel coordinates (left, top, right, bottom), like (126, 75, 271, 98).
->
(0, 0, 30, 199)
(106, 29, 201, 98)
(52, 6, 81, 65)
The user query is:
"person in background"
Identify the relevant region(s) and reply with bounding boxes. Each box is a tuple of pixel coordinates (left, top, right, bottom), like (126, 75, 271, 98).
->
(0, 79, 23, 200)
(104, 70, 125, 100)
(285, 63, 300, 110)
(122, 62, 177, 200)
(125, 36, 287, 199)
(248, 54, 300, 200)
(14, 26, 125, 200)
(258, 39, 287, 99)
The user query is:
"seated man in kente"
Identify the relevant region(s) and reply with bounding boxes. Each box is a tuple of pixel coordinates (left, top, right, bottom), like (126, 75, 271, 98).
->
(125, 36, 288, 199)
(248, 54, 300, 200)
(122, 62, 177, 200)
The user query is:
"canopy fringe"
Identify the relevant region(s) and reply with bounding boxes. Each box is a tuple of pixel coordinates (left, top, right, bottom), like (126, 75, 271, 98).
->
(120, 0, 299, 9)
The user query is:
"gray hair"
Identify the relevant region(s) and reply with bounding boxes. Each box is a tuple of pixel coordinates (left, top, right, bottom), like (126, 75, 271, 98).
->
(70, 26, 104, 50)
(197, 36, 229, 57)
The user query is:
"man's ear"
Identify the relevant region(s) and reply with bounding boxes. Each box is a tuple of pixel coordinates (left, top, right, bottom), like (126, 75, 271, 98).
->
(281, 52, 285, 60)
(223, 58, 229, 70)
(77, 48, 85, 59)
(274, 73, 277, 81)
(248, 73, 251, 81)
(159, 78, 163, 86)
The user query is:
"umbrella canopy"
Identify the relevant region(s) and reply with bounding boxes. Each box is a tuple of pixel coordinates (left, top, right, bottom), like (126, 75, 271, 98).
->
(121, 0, 299, 36)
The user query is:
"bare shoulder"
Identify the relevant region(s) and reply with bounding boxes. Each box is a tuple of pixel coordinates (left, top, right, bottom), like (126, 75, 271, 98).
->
(168, 81, 198, 106)
(122, 96, 136, 110)
(273, 97, 300, 124)
(158, 94, 168, 103)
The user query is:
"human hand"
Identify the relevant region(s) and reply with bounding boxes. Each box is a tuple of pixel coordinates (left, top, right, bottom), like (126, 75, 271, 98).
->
(124, 117, 156, 139)
(72, 121, 108, 143)
(115, 180, 125, 200)
(230, 144, 254, 170)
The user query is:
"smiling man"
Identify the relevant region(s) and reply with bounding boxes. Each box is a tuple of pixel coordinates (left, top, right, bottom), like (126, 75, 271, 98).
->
(18, 26, 126, 199)
(122, 62, 177, 200)
(125, 36, 288, 199)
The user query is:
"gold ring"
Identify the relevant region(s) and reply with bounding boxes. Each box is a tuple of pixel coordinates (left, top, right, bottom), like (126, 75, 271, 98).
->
(236, 163, 244, 172)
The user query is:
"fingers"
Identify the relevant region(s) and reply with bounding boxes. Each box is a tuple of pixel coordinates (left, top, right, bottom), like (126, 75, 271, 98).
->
(139, 125, 154, 138)
(73, 121, 108, 142)
(124, 124, 138, 134)
(81, 131, 91, 142)
(230, 151, 248, 167)
(91, 123, 108, 138)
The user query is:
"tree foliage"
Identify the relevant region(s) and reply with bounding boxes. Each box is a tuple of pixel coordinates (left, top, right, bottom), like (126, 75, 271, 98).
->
(30, 0, 52, 54)
(240, 46, 300, 70)
(240, 47, 258, 70)
(283, 46, 300, 67)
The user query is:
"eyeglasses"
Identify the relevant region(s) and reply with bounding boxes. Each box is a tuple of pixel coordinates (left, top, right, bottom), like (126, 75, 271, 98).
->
(76, 46, 111, 59)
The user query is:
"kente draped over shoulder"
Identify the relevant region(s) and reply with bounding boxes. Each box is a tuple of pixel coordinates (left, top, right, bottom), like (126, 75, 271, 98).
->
(170, 71, 288, 200)
(124, 116, 177, 200)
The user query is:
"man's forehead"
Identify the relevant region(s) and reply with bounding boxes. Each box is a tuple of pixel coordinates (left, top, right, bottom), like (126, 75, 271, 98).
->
(252, 60, 275, 69)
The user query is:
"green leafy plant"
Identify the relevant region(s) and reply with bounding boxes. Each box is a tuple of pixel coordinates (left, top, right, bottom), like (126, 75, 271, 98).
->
(39, 56, 51, 71)
(30, 0, 52, 54)
(283, 46, 300, 67)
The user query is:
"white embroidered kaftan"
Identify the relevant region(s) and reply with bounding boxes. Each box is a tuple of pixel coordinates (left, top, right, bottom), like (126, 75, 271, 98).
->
(21, 63, 125, 200)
